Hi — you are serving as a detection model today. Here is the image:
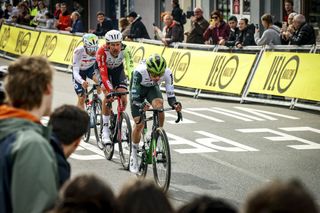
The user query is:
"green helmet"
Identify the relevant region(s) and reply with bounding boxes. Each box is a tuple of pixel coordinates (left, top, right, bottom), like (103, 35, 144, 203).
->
(146, 54, 166, 76)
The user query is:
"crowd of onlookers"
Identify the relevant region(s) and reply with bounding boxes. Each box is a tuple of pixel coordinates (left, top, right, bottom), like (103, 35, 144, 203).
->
(0, 0, 317, 46)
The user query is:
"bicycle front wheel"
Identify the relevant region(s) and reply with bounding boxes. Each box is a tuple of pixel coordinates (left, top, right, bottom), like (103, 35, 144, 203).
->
(118, 112, 132, 170)
(93, 98, 104, 150)
(152, 128, 171, 192)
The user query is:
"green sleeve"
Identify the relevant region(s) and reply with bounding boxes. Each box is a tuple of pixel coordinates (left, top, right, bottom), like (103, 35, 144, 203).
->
(124, 46, 134, 80)
(11, 132, 58, 213)
(130, 71, 143, 102)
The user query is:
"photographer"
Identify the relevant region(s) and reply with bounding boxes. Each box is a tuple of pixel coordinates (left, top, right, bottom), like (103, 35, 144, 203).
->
(185, 7, 209, 44)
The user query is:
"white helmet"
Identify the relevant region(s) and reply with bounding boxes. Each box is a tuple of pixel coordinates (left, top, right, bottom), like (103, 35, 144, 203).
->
(105, 30, 123, 43)
(82, 33, 99, 53)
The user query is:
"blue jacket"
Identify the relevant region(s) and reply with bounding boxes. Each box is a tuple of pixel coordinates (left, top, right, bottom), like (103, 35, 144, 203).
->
(71, 19, 84, 33)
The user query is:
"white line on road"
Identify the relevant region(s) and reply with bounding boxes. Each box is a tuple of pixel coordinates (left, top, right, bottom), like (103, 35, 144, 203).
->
(183, 108, 224, 122)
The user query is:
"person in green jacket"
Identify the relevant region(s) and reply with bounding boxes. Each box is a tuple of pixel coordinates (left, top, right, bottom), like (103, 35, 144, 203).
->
(0, 56, 58, 213)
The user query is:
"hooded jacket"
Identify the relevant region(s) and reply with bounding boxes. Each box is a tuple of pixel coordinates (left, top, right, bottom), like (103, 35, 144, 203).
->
(128, 15, 150, 39)
(0, 105, 58, 213)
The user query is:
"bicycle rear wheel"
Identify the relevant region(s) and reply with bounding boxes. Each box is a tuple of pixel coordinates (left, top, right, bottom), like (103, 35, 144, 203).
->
(83, 106, 92, 143)
(118, 112, 132, 170)
(103, 112, 115, 160)
(93, 98, 104, 149)
(152, 128, 171, 192)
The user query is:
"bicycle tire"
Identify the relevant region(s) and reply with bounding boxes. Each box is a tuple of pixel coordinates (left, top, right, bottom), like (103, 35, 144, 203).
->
(103, 112, 115, 160)
(152, 127, 171, 192)
(93, 98, 104, 150)
(83, 106, 92, 143)
(118, 112, 132, 170)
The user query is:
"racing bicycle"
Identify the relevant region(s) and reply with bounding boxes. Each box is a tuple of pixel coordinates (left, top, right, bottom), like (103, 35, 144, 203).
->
(83, 84, 104, 149)
(134, 103, 183, 192)
(103, 91, 132, 170)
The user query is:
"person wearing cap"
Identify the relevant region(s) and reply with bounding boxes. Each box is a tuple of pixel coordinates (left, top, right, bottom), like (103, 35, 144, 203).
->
(127, 11, 150, 40)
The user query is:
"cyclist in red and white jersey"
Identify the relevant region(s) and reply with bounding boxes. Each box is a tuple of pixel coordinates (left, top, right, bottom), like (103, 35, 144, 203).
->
(96, 30, 134, 145)
(72, 33, 100, 109)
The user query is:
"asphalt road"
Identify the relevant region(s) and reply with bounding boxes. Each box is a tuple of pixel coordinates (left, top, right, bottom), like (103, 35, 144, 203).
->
(1, 57, 320, 210)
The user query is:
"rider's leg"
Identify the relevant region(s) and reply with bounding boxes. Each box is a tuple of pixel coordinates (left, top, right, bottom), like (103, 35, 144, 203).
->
(77, 94, 86, 109)
(152, 98, 164, 127)
(129, 116, 143, 173)
(102, 92, 112, 144)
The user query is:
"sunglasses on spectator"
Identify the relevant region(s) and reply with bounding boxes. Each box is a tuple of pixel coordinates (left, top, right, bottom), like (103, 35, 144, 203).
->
(211, 16, 218, 19)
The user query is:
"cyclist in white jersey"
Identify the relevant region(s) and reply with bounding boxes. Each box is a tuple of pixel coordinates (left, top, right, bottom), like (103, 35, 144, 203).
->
(72, 33, 100, 109)
(129, 53, 182, 173)
(96, 30, 134, 145)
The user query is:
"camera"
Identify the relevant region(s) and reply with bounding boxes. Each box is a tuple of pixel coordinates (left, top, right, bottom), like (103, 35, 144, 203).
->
(186, 11, 194, 19)
(255, 24, 259, 29)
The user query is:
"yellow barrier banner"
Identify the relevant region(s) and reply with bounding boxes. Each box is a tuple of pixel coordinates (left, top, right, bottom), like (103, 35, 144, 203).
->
(33, 32, 82, 65)
(123, 41, 165, 67)
(248, 52, 320, 101)
(0, 25, 39, 56)
(162, 48, 256, 94)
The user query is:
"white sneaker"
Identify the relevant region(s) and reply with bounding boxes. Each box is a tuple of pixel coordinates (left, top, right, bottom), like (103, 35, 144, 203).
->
(102, 125, 111, 145)
(129, 156, 139, 174)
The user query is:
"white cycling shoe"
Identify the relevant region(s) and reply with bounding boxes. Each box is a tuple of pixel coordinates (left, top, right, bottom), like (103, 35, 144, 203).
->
(129, 156, 139, 174)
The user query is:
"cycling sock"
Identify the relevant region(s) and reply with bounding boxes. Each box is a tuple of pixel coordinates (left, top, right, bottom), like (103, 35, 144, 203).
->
(131, 143, 139, 158)
(102, 115, 110, 128)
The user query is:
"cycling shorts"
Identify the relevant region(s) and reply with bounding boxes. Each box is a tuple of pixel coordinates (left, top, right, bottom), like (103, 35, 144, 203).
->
(107, 64, 128, 90)
(130, 85, 163, 118)
(72, 65, 96, 95)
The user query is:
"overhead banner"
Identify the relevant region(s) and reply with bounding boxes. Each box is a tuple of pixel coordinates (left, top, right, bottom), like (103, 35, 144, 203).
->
(123, 41, 165, 66)
(32, 32, 82, 65)
(248, 52, 320, 101)
(162, 48, 256, 95)
(0, 25, 39, 56)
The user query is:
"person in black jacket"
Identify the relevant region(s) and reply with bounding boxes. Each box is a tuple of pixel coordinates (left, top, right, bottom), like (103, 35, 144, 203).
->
(48, 104, 89, 188)
(235, 18, 256, 48)
(224, 16, 240, 47)
(171, 0, 185, 31)
(127, 11, 150, 39)
(289, 14, 315, 45)
(89, 11, 114, 37)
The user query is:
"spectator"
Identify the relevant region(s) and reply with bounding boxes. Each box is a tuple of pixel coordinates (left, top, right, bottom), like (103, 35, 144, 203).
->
(53, 2, 61, 20)
(203, 10, 230, 45)
(185, 7, 209, 44)
(29, 0, 39, 26)
(16, 2, 30, 25)
(0, 56, 58, 213)
(119, 17, 131, 40)
(37, 12, 55, 29)
(235, 18, 256, 48)
(66, 11, 84, 33)
(178, 195, 237, 213)
(171, 0, 185, 31)
(0, 66, 7, 105)
(89, 11, 114, 37)
(118, 179, 174, 213)
(224, 16, 240, 47)
(280, 12, 297, 44)
(55, 2, 71, 31)
(32, 0, 48, 27)
(48, 105, 89, 187)
(242, 179, 318, 213)
(72, 1, 84, 16)
(3, 2, 13, 20)
(283, 0, 295, 23)
(127, 11, 150, 39)
(254, 13, 281, 45)
(52, 174, 117, 213)
(161, 13, 184, 45)
(289, 14, 316, 45)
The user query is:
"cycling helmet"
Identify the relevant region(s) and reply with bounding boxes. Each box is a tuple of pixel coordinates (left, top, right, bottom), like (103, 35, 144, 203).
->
(82, 33, 98, 52)
(105, 30, 123, 43)
(146, 54, 166, 76)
